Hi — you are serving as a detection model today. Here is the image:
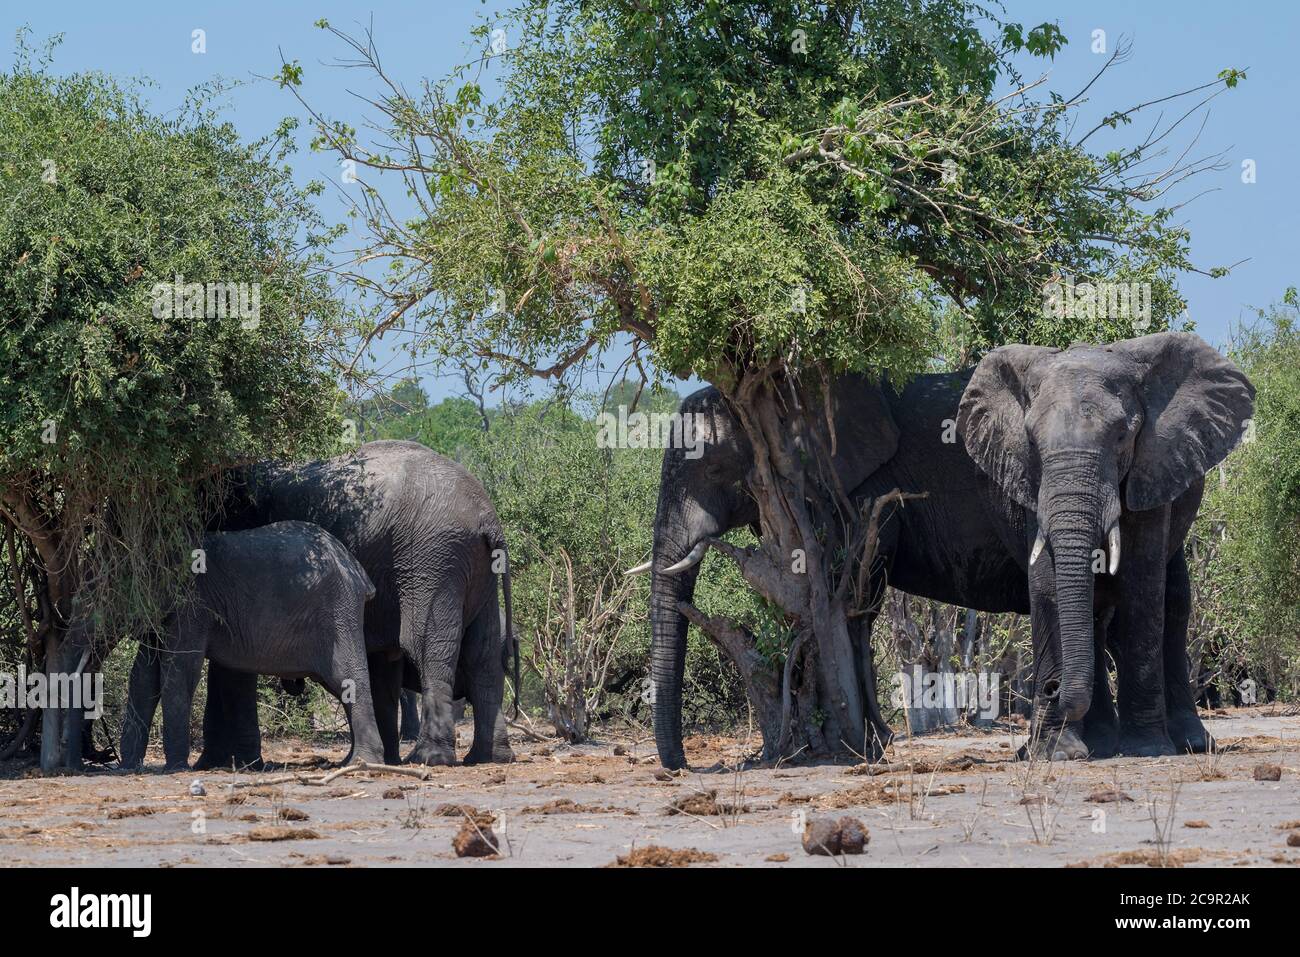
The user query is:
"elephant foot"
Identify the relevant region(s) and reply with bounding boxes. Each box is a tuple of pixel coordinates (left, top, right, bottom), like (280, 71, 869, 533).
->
(348, 748, 386, 766)
(463, 743, 515, 765)
(192, 750, 231, 771)
(194, 751, 264, 772)
(162, 760, 191, 773)
(404, 742, 457, 767)
(1082, 716, 1119, 759)
(1167, 713, 1214, 754)
(1117, 730, 1176, 757)
(1020, 723, 1089, 761)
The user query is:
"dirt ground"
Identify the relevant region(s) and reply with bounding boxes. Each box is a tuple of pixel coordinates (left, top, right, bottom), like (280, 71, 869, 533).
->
(1, 706, 1297, 867)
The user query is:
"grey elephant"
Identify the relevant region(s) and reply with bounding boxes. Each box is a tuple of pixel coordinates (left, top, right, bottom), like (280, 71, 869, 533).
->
(957, 331, 1254, 757)
(105, 521, 384, 770)
(200, 440, 516, 768)
(633, 372, 1036, 769)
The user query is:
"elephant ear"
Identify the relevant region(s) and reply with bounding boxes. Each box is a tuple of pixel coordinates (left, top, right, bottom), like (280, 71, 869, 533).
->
(957, 345, 1060, 510)
(824, 373, 901, 491)
(1112, 331, 1255, 511)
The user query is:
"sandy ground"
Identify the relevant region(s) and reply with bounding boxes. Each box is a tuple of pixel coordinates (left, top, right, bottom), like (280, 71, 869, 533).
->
(1, 706, 1297, 867)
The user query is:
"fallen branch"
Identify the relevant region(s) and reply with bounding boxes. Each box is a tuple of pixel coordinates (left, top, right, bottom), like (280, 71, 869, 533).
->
(231, 761, 434, 789)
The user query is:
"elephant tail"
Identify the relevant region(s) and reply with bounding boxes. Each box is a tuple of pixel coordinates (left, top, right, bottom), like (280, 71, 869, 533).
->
(493, 534, 519, 719)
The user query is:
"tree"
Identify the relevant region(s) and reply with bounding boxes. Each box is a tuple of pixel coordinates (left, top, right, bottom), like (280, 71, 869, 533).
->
(285, 2, 1239, 761)
(1191, 292, 1300, 702)
(0, 38, 347, 768)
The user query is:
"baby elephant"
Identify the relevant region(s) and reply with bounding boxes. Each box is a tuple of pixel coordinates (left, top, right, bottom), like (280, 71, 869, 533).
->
(120, 521, 384, 770)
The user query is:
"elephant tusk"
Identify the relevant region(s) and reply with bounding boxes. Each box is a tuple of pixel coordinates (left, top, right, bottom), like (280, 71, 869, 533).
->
(1107, 525, 1121, 576)
(661, 541, 708, 576)
(624, 560, 654, 577)
(1029, 528, 1046, 566)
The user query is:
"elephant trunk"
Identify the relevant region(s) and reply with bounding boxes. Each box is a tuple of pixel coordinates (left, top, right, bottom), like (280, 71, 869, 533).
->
(1039, 450, 1109, 723)
(649, 500, 723, 770)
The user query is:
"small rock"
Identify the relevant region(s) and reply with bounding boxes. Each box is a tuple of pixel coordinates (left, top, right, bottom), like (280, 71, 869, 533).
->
(189, 780, 206, 797)
(765, 853, 790, 862)
(1253, 764, 1282, 782)
(453, 820, 500, 858)
(1184, 820, 1210, 829)
(382, 788, 405, 800)
(802, 816, 870, 856)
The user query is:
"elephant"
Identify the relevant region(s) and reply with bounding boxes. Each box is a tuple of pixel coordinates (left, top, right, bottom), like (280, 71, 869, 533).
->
(200, 440, 516, 768)
(95, 521, 385, 770)
(635, 371, 1039, 769)
(957, 331, 1254, 758)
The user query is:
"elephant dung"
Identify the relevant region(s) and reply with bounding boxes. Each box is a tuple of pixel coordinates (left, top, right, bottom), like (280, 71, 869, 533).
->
(453, 819, 499, 858)
(802, 816, 870, 856)
(1252, 764, 1282, 781)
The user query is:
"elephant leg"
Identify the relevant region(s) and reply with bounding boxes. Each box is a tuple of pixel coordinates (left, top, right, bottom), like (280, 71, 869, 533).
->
(120, 641, 162, 769)
(404, 612, 462, 767)
(398, 689, 422, 742)
(460, 603, 513, 765)
(324, 655, 386, 767)
(1081, 608, 1119, 758)
(194, 662, 263, 771)
(1161, 550, 1211, 753)
(369, 653, 404, 765)
(158, 650, 204, 771)
(224, 668, 263, 770)
(1024, 555, 1088, 760)
(1113, 508, 1175, 756)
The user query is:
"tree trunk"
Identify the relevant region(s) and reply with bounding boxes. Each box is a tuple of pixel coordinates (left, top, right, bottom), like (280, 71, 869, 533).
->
(677, 374, 888, 763)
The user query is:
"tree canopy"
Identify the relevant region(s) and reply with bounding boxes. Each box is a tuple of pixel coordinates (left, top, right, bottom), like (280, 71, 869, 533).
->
(286, 0, 1234, 394)
(0, 37, 346, 660)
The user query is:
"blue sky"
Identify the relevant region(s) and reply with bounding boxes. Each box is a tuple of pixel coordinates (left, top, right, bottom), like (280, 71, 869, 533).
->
(3, 2, 1293, 402)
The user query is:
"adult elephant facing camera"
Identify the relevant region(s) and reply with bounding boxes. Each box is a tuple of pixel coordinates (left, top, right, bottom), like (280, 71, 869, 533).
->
(201, 440, 515, 767)
(958, 332, 1254, 758)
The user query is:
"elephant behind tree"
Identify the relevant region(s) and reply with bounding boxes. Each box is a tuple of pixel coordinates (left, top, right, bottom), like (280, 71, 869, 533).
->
(635, 372, 1041, 769)
(202, 440, 516, 767)
(957, 331, 1254, 757)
